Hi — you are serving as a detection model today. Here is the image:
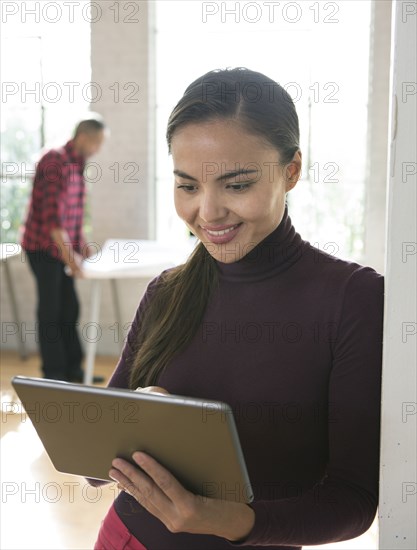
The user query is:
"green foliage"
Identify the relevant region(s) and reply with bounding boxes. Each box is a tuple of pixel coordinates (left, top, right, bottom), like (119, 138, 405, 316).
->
(0, 110, 40, 243)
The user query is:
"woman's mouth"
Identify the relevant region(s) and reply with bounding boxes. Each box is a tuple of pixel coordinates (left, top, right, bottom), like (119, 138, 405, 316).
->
(201, 223, 243, 244)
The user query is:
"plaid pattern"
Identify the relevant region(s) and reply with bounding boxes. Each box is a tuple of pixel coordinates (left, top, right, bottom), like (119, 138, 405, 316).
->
(21, 140, 86, 261)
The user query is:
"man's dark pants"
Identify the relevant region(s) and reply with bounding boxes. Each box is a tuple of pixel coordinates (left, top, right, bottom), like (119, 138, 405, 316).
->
(26, 249, 84, 381)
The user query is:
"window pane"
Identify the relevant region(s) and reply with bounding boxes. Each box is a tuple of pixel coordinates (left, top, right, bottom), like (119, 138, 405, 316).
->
(1, 36, 43, 243)
(155, 0, 371, 263)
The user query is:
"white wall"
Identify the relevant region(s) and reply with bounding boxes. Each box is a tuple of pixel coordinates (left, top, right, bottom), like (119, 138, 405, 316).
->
(379, 0, 417, 548)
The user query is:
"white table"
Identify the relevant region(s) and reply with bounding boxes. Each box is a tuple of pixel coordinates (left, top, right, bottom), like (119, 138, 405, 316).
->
(80, 238, 197, 384)
(0, 243, 28, 360)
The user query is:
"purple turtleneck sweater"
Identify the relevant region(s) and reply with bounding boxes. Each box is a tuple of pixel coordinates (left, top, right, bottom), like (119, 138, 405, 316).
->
(99, 203, 384, 549)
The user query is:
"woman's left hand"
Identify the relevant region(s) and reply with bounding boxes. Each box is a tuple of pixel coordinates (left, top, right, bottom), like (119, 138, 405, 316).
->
(109, 451, 255, 542)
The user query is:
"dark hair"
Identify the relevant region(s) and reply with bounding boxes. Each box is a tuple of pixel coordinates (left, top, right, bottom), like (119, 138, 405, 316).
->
(73, 118, 106, 137)
(129, 67, 300, 389)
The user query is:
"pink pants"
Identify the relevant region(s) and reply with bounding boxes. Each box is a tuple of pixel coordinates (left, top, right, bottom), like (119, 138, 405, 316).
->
(94, 503, 148, 550)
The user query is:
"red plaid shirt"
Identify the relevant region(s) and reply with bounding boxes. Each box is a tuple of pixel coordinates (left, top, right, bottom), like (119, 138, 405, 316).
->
(21, 139, 87, 262)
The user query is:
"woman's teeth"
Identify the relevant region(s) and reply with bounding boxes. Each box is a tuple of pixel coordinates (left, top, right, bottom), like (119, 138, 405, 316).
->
(205, 224, 240, 236)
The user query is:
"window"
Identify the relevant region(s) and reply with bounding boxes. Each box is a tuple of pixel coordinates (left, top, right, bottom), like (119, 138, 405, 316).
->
(0, 1, 91, 243)
(1, 36, 42, 243)
(154, 0, 371, 263)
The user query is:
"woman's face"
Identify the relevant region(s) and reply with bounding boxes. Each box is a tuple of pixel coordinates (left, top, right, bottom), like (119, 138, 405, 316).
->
(172, 119, 301, 263)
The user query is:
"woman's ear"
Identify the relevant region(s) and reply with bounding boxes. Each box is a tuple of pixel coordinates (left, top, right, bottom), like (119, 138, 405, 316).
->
(285, 150, 302, 190)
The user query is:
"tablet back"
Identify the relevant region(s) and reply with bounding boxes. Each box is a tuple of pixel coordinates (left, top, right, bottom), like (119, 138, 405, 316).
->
(11, 376, 253, 503)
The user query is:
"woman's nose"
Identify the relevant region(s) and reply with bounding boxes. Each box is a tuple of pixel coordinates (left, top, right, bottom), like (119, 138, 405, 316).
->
(199, 190, 227, 222)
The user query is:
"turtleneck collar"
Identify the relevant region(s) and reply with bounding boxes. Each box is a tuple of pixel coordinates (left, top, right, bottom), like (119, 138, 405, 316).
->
(213, 203, 306, 283)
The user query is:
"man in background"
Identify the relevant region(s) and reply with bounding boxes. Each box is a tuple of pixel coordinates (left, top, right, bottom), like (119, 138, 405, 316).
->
(21, 117, 106, 383)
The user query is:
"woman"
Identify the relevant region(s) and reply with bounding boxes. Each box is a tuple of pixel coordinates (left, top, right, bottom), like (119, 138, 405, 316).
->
(92, 67, 384, 549)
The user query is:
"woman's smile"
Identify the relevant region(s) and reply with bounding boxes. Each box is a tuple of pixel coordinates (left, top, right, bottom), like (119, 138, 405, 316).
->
(201, 222, 243, 244)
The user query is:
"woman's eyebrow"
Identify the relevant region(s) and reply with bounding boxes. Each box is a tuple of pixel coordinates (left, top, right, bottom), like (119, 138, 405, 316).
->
(173, 169, 198, 181)
(173, 168, 259, 182)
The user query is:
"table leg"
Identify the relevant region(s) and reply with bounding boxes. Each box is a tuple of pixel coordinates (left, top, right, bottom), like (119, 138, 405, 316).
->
(3, 259, 28, 360)
(83, 279, 101, 385)
(110, 279, 124, 353)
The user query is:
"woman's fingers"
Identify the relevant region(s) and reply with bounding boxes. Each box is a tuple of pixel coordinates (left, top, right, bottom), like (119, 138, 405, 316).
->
(109, 452, 198, 531)
(110, 470, 138, 499)
(135, 386, 170, 396)
(109, 459, 173, 522)
(110, 455, 178, 505)
(111, 453, 186, 503)
(131, 451, 188, 501)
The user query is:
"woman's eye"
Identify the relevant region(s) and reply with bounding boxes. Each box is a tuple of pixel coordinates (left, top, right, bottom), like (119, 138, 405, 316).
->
(176, 182, 254, 193)
(176, 184, 196, 193)
(227, 183, 253, 192)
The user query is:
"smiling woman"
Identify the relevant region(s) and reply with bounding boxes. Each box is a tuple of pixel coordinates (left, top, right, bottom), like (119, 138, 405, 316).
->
(91, 67, 384, 550)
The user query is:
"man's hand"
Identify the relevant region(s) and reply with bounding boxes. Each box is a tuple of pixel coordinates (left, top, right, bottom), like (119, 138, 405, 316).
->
(67, 252, 85, 277)
(81, 242, 97, 260)
(51, 228, 85, 278)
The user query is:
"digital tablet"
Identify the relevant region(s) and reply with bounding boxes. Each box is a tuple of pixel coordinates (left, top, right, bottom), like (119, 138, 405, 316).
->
(11, 376, 254, 503)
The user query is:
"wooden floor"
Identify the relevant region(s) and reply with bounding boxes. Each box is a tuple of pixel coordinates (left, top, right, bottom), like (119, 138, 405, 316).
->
(0, 350, 378, 549)
(1, 350, 117, 550)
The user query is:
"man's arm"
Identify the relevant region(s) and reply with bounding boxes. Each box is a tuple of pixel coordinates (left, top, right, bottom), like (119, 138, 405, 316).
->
(78, 232, 97, 259)
(39, 151, 84, 277)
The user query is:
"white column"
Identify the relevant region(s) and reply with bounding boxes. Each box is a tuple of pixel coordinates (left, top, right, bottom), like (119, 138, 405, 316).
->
(379, 1, 417, 548)
(89, 1, 156, 244)
(363, 0, 392, 274)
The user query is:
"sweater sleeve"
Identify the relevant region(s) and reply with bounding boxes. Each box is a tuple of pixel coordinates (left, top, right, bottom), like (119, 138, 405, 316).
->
(106, 269, 171, 389)
(226, 266, 385, 547)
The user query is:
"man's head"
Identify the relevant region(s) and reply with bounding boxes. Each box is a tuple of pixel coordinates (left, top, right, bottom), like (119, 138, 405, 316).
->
(72, 118, 107, 158)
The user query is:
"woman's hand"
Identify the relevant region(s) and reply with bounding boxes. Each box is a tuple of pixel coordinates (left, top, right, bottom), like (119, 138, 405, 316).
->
(135, 385, 170, 396)
(109, 451, 255, 541)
